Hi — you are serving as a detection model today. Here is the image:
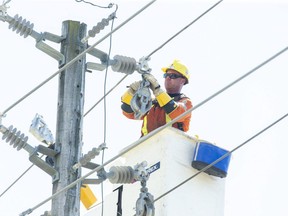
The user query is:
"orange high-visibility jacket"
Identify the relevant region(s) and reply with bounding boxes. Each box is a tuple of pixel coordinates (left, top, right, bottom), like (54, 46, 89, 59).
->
(121, 93, 192, 137)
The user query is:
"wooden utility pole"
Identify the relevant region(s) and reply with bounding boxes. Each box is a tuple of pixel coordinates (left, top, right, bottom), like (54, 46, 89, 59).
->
(51, 20, 87, 216)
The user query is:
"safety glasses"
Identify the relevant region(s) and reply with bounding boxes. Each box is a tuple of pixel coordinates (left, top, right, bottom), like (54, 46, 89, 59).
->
(163, 73, 184, 79)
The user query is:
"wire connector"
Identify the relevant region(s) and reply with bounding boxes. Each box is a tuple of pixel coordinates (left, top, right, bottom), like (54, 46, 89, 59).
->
(136, 56, 151, 74)
(0, 0, 10, 22)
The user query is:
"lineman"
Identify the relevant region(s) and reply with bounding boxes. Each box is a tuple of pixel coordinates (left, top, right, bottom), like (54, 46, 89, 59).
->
(121, 59, 192, 137)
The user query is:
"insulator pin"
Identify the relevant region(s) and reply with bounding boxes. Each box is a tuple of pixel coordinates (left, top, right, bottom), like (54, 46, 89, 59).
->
(2, 125, 28, 150)
(8, 14, 34, 38)
(108, 166, 135, 184)
(111, 55, 137, 74)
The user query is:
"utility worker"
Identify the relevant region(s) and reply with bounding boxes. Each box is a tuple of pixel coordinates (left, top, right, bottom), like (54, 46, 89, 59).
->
(121, 59, 192, 137)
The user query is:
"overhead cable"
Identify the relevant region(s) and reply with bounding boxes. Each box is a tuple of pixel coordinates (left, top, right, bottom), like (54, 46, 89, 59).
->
(19, 45, 288, 215)
(84, 74, 129, 117)
(100, 4, 118, 216)
(75, 0, 114, 9)
(154, 112, 288, 203)
(0, 161, 35, 198)
(2, 0, 225, 201)
(147, 0, 223, 58)
(84, 0, 224, 116)
(1, 0, 157, 116)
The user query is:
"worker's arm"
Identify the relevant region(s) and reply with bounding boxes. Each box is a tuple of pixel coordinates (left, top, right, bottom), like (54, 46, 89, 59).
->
(121, 81, 141, 119)
(143, 73, 192, 131)
(165, 97, 192, 131)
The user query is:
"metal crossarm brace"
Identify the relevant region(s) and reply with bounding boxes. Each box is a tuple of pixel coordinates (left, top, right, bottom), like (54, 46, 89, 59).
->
(0, 2, 65, 65)
(0, 124, 59, 181)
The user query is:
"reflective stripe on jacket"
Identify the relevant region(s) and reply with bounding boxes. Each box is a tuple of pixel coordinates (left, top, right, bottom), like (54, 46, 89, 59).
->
(122, 93, 192, 137)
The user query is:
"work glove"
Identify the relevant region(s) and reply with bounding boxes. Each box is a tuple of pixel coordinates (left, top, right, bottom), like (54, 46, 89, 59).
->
(142, 73, 163, 96)
(121, 80, 141, 105)
(128, 80, 141, 95)
(143, 73, 172, 107)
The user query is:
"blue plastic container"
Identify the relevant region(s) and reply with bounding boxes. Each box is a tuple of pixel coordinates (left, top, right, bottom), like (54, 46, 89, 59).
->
(191, 141, 231, 178)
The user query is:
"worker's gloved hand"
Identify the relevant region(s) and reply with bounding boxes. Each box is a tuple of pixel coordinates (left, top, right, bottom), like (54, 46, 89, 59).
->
(143, 73, 172, 107)
(121, 80, 141, 105)
(128, 80, 141, 95)
(142, 73, 163, 96)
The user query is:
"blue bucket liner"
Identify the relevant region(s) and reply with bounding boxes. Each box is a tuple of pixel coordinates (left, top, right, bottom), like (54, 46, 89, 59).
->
(191, 141, 231, 178)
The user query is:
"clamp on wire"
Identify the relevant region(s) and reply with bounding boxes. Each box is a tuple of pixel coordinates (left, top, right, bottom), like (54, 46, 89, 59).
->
(0, 112, 5, 125)
(136, 56, 151, 74)
(0, 0, 10, 21)
(131, 78, 152, 119)
(135, 161, 155, 216)
(130, 56, 152, 119)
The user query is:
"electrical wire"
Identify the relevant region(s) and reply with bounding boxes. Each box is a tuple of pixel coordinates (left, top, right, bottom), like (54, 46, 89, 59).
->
(153, 112, 288, 203)
(84, 74, 129, 117)
(2, 0, 285, 213)
(2, 0, 222, 208)
(100, 4, 118, 216)
(1, 163, 32, 198)
(147, 0, 223, 59)
(1, 0, 157, 116)
(83, 0, 224, 117)
(19, 45, 288, 215)
(75, 0, 114, 9)
(1, 0, 286, 213)
(19, 111, 288, 216)
(0, 154, 45, 199)
(0, 0, 155, 205)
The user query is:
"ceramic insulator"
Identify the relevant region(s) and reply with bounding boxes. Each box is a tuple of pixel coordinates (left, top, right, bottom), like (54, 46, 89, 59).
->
(2, 125, 28, 151)
(8, 14, 34, 38)
(108, 166, 135, 184)
(111, 55, 137, 74)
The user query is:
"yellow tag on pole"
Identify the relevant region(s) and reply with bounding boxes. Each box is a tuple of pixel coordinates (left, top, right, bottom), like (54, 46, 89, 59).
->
(80, 184, 97, 209)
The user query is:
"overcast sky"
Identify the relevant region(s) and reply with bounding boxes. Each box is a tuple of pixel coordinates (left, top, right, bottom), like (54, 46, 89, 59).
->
(0, 0, 288, 215)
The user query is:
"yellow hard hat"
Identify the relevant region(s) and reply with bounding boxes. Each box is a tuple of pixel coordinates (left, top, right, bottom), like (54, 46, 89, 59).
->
(161, 59, 190, 84)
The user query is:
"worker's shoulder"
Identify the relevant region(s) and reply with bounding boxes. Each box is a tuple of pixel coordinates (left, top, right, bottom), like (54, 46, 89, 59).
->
(175, 93, 190, 101)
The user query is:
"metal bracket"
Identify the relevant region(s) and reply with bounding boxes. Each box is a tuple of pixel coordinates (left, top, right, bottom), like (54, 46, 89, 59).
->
(82, 178, 104, 185)
(29, 144, 59, 182)
(86, 47, 109, 72)
(36, 40, 65, 66)
(0, 6, 65, 65)
(0, 123, 59, 182)
(136, 56, 151, 74)
(0, 0, 10, 21)
(35, 32, 65, 66)
(29, 150, 59, 182)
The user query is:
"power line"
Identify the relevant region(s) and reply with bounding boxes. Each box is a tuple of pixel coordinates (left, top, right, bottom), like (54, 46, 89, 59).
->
(19, 45, 288, 215)
(100, 4, 118, 216)
(1, 0, 223, 202)
(84, 0, 224, 117)
(0, 0, 155, 206)
(84, 74, 129, 117)
(0, 0, 155, 202)
(1, 0, 157, 116)
(147, 0, 223, 58)
(154, 112, 288, 203)
(75, 0, 114, 9)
